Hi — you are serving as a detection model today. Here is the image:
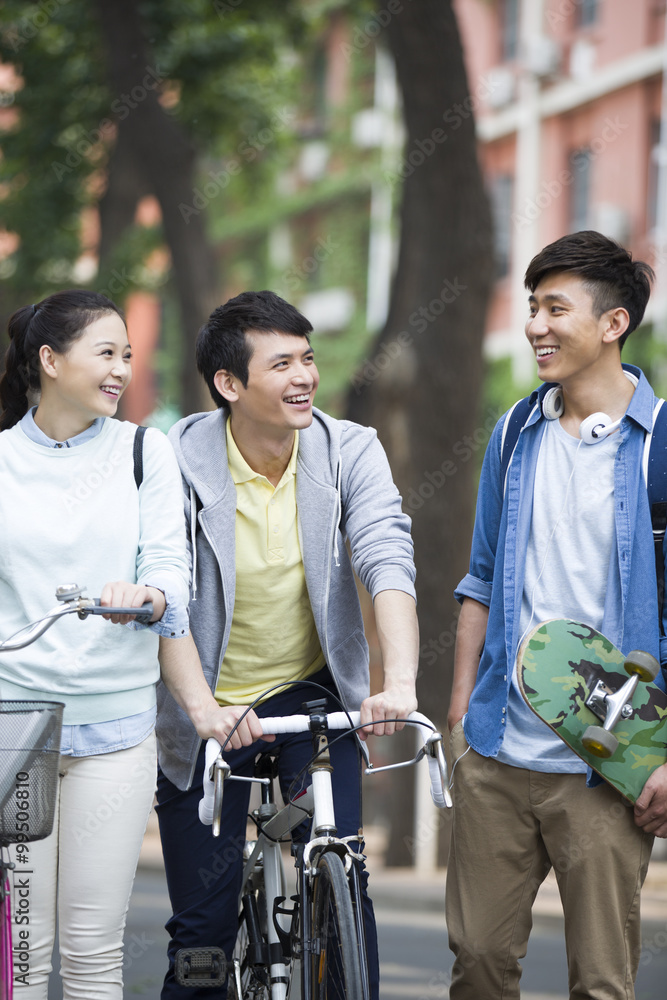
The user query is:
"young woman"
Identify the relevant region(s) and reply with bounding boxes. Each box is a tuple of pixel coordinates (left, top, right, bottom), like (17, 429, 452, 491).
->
(0, 290, 190, 999)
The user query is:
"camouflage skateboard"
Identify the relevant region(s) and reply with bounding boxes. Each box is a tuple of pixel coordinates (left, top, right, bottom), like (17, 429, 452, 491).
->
(517, 619, 667, 804)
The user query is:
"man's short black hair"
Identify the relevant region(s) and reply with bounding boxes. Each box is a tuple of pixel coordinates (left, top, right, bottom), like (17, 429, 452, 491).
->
(196, 290, 313, 408)
(524, 230, 654, 348)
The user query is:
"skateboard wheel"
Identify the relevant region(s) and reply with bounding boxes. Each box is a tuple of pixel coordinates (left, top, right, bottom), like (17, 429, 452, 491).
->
(624, 650, 660, 683)
(581, 725, 618, 759)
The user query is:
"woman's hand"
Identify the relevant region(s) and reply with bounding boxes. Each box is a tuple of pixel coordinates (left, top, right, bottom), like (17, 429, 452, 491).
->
(99, 581, 166, 624)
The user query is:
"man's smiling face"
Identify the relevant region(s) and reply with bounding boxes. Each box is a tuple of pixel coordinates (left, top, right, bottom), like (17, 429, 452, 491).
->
(525, 271, 614, 387)
(223, 329, 319, 437)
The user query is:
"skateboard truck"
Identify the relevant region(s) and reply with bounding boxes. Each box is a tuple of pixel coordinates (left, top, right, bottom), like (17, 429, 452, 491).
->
(582, 649, 660, 758)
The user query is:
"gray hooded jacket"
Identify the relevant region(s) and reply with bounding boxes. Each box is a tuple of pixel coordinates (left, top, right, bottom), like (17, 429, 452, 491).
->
(156, 406, 416, 789)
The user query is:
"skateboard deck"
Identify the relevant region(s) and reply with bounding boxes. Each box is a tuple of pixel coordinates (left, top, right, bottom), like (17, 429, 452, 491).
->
(517, 619, 667, 804)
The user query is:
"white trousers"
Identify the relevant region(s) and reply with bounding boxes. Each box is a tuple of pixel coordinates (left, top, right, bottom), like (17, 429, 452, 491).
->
(10, 733, 156, 999)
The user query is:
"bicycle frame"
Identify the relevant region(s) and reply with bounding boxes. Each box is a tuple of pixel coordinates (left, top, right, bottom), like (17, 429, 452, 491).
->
(230, 716, 368, 1000)
(193, 702, 449, 999)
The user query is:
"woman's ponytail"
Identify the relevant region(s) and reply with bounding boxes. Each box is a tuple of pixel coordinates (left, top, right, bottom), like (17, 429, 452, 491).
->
(0, 305, 39, 431)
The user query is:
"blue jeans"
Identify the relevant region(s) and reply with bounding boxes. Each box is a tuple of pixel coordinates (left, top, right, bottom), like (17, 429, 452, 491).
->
(156, 670, 379, 999)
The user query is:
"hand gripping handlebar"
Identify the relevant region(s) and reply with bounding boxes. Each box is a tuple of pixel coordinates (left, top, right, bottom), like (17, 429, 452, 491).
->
(199, 710, 451, 833)
(0, 588, 154, 651)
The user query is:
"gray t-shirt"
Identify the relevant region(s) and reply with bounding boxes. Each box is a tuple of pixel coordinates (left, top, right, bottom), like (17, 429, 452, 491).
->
(497, 417, 620, 772)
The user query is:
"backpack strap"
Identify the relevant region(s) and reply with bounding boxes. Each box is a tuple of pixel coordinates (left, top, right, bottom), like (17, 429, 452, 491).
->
(133, 425, 148, 489)
(646, 399, 667, 635)
(500, 396, 534, 489)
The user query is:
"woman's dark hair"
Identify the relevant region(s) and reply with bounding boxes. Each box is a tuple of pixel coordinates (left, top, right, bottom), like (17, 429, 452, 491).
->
(196, 290, 313, 408)
(0, 289, 124, 431)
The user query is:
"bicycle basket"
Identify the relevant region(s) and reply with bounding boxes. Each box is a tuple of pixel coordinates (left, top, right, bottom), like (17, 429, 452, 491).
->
(0, 701, 63, 844)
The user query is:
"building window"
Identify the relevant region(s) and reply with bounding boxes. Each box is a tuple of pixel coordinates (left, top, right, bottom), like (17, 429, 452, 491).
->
(648, 118, 661, 232)
(569, 147, 592, 232)
(576, 0, 598, 29)
(490, 174, 514, 277)
(500, 0, 519, 62)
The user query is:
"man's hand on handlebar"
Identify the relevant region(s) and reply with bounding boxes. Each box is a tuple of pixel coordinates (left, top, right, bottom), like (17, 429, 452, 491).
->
(99, 582, 165, 625)
(197, 705, 275, 751)
(358, 686, 419, 741)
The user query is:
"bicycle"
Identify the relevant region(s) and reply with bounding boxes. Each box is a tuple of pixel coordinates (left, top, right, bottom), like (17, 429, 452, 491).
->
(177, 697, 450, 999)
(0, 584, 153, 1000)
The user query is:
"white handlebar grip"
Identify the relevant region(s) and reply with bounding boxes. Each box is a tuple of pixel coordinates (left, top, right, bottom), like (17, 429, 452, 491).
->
(427, 752, 451, 808)
(199, 738, 222, 825)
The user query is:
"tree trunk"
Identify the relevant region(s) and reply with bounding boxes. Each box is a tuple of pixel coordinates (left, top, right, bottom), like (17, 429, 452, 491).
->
(348, 0, 494, 865)
(94, 0, 218, 414)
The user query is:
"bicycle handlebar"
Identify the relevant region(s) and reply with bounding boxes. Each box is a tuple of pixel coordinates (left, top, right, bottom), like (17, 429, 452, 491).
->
(199, 710, 451, 832)
(0, 591, 154, 651)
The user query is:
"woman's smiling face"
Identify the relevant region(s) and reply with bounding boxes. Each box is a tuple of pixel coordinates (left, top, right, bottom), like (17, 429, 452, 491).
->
(43, 312, 132, 427)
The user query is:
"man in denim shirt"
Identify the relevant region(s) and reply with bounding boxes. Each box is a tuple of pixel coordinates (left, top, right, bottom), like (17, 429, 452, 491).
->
(447, 231, 667, 999)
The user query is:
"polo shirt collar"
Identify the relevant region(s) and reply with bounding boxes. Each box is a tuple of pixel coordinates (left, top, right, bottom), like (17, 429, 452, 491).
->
(226, 422, 299, 487)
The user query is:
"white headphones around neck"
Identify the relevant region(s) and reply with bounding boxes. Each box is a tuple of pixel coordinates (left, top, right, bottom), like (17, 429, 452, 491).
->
(542, 370, 638, 445)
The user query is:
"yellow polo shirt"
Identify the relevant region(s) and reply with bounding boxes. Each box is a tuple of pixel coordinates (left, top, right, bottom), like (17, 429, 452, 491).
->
(214, 423, 326, 706)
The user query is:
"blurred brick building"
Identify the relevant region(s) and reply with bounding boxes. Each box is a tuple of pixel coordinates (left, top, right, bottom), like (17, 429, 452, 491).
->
(454, 0, 667, 379)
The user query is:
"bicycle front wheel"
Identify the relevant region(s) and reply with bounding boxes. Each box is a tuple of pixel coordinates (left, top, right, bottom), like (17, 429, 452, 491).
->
(310, 852, 365, 999)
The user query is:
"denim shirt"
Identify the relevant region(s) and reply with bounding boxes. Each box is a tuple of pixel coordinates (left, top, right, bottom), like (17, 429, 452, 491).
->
(455, 365, 667, 762)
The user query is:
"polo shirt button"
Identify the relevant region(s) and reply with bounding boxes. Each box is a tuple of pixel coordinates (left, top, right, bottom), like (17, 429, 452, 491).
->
(273, 526, 279, 534)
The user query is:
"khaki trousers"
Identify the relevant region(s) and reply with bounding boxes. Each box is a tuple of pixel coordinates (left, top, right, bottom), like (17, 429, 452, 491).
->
(446, 722, 653, 1000)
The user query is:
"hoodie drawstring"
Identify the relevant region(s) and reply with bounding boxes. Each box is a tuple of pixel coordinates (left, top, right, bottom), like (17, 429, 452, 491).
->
(189, 485, 199, 601)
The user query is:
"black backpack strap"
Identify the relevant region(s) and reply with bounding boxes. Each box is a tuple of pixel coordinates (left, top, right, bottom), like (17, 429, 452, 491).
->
(133, 425, 148, 489)
(646, 400, 667, 635)
(500, 396, 534, 489)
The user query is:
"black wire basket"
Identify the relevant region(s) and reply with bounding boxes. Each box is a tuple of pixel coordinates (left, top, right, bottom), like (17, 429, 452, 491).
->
(0, 701, 63, 844)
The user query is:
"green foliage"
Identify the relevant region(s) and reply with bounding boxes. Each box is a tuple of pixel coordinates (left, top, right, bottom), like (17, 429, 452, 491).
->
(483, 354, 533, 422)
(0, 0, 398, 418)
(0, 0, 310, 312)
(0, 1, 108, 301)
(623, 323, 667, 399)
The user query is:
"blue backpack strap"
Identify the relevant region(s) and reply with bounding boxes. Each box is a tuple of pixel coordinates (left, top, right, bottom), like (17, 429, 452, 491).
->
(500, 396, 533, 488)
(646, 399, 667, 635)
(133, 425, 148, 489)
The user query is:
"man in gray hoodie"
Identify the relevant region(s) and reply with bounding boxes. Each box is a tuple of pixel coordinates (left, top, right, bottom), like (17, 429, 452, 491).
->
(155, 290, 419, 999)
